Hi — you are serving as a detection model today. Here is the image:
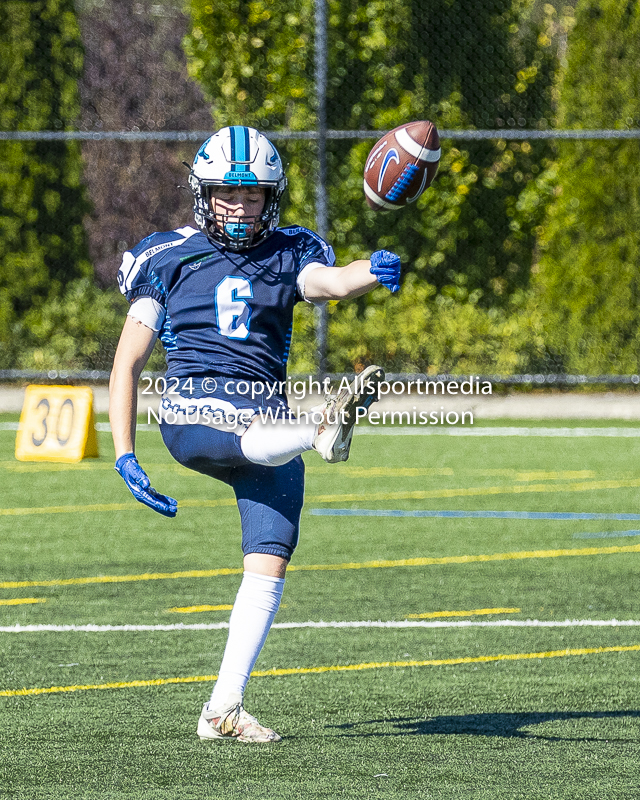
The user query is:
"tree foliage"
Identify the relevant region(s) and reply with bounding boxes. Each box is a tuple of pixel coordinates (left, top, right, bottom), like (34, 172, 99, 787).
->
(1, 0, 212, 371)
(185, 0, 557, 372)
(533, 0, 640, 373)
(0, 0, 92, 366)
(185, 0, 555, 298)
(295, 281, 548, 375)
(6, 0, 637, 377)
(15, 278, 124, 371)
(76, 0, 212, 287)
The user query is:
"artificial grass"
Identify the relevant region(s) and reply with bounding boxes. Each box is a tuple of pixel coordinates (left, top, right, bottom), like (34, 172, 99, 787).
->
(1, 423, 639, 798)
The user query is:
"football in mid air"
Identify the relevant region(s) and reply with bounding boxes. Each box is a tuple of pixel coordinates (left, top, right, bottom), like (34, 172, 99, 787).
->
(363, 120, 440, 210)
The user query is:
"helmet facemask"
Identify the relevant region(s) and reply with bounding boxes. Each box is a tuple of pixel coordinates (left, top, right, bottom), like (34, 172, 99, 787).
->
(192, 182, 282, 251)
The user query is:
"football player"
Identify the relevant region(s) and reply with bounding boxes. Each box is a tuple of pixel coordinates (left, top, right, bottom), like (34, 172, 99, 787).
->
(109, 126, 401, 743)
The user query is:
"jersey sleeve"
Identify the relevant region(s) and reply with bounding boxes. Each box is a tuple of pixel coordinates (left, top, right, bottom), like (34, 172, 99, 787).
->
(290, 228, 336, 304)
(117, 234, 168, 306)
(116, 227, 199, 306)
(298, 229, 336, 271)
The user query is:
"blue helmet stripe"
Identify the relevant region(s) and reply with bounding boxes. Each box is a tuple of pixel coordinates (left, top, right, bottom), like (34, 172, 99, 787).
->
(242, 127, 250, 166)
(230, 126, 249, 171)
(230, 126, 238, 162)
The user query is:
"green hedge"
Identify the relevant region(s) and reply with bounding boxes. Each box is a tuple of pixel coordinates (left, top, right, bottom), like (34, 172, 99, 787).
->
(0, 0, 92, 366)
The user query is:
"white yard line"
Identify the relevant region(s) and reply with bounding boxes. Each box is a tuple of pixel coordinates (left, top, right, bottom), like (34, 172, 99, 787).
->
(2, 619, 640, 633)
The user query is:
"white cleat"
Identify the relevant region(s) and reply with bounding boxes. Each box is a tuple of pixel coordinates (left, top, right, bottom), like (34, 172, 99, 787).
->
(312, 365, 385, 463)
(197, 702, 282, 743)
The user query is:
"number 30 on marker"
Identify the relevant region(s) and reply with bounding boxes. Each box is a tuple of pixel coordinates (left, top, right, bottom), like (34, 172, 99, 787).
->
(15, 386, 99, 463)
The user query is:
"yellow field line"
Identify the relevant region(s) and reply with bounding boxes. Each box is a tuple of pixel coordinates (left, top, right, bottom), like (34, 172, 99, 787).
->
(307, 477, 640, 504)
(305, 466, 456, 477)
(0, 462, 115, 472)
(3, 543, 640, 589)
(2, 644, 638, 698)
(287, 544, 640, 572)
(0, 567, 243, 590)
(0, 502, 137, 516)
(406, 607, 520, 619)
(167, 604, 233, 613)
(307, 468, 597, 482)
(0, 463, 596, 481)
(3, 477, 640, 517)
(512, 471, 595, 482)
(0, 598, 46, 606)
(0, 498, 237, 516)
(0, 462, 194, 475)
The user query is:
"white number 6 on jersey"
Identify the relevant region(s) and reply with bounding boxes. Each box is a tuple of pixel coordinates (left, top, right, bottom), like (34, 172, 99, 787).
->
(214, 276, 253, 340)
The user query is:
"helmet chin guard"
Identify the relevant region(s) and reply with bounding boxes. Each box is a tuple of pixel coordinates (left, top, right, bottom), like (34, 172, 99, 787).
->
(188, 126, 287, 251)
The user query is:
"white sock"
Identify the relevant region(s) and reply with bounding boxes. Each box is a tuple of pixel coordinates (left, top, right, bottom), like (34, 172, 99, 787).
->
(240, 415, 315, 466)
(209, 571, 285, 711)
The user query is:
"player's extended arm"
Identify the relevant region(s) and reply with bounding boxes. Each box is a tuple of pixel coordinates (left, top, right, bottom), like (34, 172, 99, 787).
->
(304, 250, 401, 302)
(109, 316, 177, 517)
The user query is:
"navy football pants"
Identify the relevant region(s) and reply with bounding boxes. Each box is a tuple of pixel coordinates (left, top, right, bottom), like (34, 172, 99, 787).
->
(160, 421, 304, 561)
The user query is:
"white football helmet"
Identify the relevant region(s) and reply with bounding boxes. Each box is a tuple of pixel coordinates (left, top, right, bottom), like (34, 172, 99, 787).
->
(188, 126, 287, 251)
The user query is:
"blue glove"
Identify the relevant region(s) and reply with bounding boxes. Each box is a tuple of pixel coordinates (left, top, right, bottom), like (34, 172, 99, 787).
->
(115, 453, 178, 518)
(370, 249, 401, 293)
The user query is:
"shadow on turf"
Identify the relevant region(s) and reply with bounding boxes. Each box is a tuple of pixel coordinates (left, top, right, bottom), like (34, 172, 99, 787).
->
(329, 710, 640, 742)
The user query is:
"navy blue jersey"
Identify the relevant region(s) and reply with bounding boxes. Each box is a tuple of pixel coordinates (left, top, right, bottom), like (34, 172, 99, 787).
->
(117, 225, 335, 384)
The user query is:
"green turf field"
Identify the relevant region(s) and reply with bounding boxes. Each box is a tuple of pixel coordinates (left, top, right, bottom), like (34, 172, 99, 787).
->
(1, 418, 640, 799)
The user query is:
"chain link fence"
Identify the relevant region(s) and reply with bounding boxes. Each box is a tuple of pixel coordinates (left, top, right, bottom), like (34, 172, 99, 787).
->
(1, 0, 639, 383)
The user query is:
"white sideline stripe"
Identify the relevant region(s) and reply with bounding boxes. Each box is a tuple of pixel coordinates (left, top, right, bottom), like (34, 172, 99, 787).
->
(355, 427, 640, 437)
(3, 424, 636, 436)
(1, 619, 639, 634)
